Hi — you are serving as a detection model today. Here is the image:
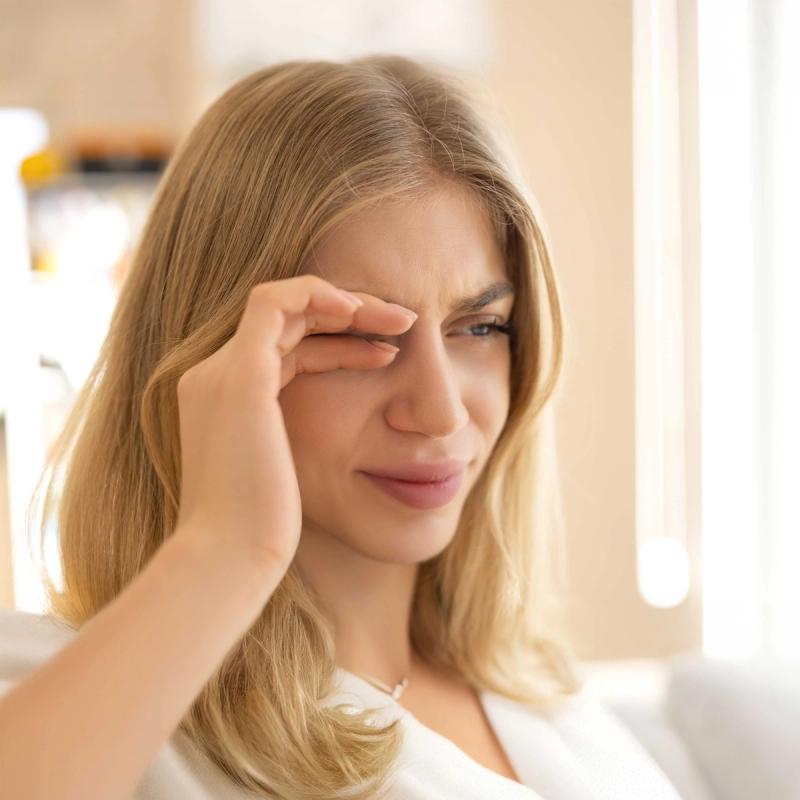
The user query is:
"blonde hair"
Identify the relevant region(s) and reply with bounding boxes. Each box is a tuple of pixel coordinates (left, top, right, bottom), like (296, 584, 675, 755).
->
(29, 54, 584, 799)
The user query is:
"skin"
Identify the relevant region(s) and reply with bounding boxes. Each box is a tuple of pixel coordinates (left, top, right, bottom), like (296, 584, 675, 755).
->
(277, 179, 515, 690)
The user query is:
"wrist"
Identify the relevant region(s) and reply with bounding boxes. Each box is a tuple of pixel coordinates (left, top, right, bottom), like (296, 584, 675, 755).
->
(166, 523, 284, 601)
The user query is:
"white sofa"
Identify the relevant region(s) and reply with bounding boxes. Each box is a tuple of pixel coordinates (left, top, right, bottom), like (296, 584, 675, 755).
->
(580, 654, 800, 800)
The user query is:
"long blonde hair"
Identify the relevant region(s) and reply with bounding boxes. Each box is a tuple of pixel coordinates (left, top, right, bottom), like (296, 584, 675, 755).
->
(28, 54, 584, 799)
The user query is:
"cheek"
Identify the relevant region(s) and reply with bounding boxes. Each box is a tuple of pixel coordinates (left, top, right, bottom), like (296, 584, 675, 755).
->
(277, 376, 366, 517)
(277, 374, 362, 461)
(464, 354, 512, 433)
(470, 379, 510, 432)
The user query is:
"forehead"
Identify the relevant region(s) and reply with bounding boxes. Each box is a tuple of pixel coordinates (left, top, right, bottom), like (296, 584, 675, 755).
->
(303, 182, 511, 311)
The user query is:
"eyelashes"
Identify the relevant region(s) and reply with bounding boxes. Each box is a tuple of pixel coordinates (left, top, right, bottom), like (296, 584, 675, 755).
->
(469, 321, 514, 338)
(313, 317, 515, 346)
(361, 318, 514, 345)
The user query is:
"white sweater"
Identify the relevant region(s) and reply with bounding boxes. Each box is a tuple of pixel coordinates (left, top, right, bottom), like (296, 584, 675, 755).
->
(0, 608, 683, 799)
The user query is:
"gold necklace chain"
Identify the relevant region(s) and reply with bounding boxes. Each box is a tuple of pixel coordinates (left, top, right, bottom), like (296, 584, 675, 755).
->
(355, 672, 409, 700)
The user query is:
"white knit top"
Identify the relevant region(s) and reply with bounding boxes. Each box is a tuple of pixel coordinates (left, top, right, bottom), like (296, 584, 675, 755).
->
(0, 608, 683, 799)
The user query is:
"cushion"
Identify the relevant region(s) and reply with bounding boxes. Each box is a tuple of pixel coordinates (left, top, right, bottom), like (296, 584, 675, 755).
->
(665, 653, 800, 800)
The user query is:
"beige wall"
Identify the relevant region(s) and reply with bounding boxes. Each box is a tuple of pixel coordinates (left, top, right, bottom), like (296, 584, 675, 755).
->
(0, 0, 199, 146)
(0, 0, 702, 658)
(484, 0, 702, 659)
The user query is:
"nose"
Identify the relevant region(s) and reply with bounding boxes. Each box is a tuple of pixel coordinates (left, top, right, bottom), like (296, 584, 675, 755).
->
(382, 327, 470, 438)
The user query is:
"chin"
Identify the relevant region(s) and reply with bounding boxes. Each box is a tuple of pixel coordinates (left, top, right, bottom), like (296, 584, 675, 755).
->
(345, 526, 457, 565)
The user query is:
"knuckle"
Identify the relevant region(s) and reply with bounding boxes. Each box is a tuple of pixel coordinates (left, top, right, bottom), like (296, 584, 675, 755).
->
(249, 282, 275, 303)
(305, 274, 328, 288)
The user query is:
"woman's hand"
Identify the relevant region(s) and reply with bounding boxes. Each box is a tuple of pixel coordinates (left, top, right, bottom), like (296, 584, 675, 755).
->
(172, 275, 417, 579)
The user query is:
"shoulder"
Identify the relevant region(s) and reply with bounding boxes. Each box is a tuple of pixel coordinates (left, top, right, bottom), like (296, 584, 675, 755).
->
(483, 683, 683, 799)
(0, 607, 78, 686)
(534, 683, 641, 752)
(547, 685, 684, 798)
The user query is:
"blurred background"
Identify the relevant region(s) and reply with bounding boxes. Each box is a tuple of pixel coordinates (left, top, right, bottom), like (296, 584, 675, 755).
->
(1, 3, 799, 796)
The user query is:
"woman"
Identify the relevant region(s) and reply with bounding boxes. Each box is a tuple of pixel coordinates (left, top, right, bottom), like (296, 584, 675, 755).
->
(0, 55, 682, 799)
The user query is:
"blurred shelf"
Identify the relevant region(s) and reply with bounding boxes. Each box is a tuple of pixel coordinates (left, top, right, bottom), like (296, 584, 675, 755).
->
(24, 170, 161, 192)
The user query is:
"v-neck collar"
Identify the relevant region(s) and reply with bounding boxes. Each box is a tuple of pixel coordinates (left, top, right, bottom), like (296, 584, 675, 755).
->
(328, 668, 683, 800)
(329, 666, 553, 797)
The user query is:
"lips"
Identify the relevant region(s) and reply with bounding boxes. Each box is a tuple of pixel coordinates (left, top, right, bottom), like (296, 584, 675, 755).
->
(360, 470, 466, 510)
(359, 458, 470, 483)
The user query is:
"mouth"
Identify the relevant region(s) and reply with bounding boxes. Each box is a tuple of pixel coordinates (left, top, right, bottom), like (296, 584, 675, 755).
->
(358, 469, 466, 510)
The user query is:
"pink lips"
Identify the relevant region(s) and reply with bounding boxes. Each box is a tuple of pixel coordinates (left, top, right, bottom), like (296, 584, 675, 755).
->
(360, 458, 469, 483)
(359, 469, 466, 510)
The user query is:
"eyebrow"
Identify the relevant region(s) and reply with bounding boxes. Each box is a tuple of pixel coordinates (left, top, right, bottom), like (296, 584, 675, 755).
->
(345, 280, 515, 314)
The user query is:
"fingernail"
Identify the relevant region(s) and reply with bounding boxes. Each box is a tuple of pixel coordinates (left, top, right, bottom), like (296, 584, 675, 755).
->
(369, 340, 399, 353)
(387, 302, 417, 320)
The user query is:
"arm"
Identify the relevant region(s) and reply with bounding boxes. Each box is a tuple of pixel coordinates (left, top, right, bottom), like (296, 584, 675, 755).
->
(0, 527, 279, 800)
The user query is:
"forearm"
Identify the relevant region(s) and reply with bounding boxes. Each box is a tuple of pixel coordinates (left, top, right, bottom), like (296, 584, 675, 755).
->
(0, 528, 278, 800)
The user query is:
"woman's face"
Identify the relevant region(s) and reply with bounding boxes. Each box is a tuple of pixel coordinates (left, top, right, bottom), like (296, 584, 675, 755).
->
(278, 181, 514, 565)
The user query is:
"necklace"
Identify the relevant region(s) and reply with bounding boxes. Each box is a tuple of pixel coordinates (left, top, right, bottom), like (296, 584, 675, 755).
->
(355, 672, 409, 700)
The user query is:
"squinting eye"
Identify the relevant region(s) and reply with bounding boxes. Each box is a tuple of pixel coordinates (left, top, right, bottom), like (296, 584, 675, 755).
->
(459, 318, 515, 339)
(322, 317, 514, 342)
(357, 317, 515, 346)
